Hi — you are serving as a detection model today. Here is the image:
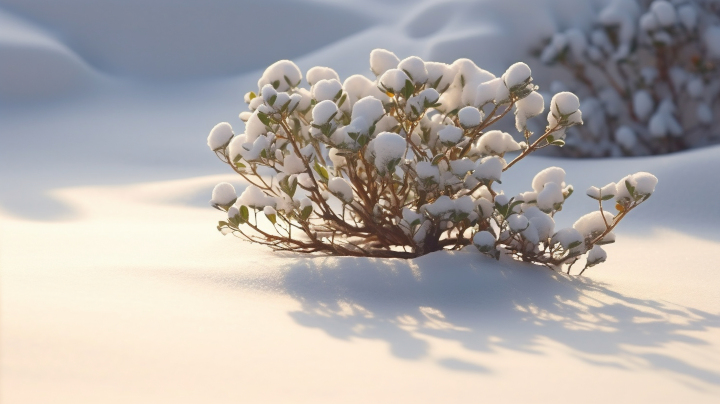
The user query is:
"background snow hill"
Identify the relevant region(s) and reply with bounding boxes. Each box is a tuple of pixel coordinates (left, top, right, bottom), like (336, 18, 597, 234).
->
(1, 0, 720, 403)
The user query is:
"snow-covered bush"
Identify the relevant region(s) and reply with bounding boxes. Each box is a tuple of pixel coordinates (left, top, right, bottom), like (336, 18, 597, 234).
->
(207, 49, 657, 275)
(536, 0, 720, 156)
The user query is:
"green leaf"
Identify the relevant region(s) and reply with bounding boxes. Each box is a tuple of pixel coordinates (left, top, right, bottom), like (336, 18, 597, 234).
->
(601, 194, 615, 201)
(314, 161, 329, 183)
(283, 75, 294, 88)
(401, 79, 415, 99)
(410, 219, 421, 228)
(568, 240, 582, 249)
(248, 91, 257, 100)
(272, 80, 280, 89)
(624, 180, 636, 197)
(333, 89, 343, 102)
(260, 149, 268, 159)
(268, 94, 277, 106)
(290, 176, 298, 197)
(431, 154, 444, 166)
(240, 205, 249, 223)
(337, 93, 347, 108)
(301, 205, 313, 220)
(257, 111, 271, 126)
(265, 213, 277, 224)
(218, 221, 228, 227)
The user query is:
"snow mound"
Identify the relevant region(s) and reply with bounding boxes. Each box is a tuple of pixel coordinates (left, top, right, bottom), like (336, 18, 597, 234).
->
(0, 0, 373, 80)
(0, 9, 93, 101)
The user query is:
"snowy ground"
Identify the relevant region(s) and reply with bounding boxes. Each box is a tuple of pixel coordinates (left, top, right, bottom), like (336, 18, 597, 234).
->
(2, 1, 719, 403)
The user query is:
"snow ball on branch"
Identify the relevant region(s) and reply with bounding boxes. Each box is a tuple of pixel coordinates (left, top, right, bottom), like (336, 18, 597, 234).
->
(438, 125, 464, 146)
(312, 100, 339, 124)
(523, 207, 555, 240)
(425, 61, 454, 91)
(473, 156, 504, 182)
(650, 1, 677, 28)
(207, 122, 234, 151)
(312, 79, 343, 102)
(280, 153, 306, 175)
(352, 96, 385, 123)
(508, 214, 529, 232)
(476, 130, 520, 156)
(532, 167, 566, 193)
(416, 161, 441, 184)
(458, 106, 482, 128)
(551, 228, 584, 251)
(550, 92, 581, 116)
(502, 62, 532, 89)
(616, 172, 658, 202)
(237, 185, 276, 209)
(328, 177, 354, 203)
(586, 245, 607, 266)
(474, 78, 502, 107)
(398, 56, 428, 85)
(473, 231, 496, 252)
(258, 60, 302, 92)
(211, 182, 237, 207)
(537, 182, 565, 213)
(371, 132, 406, 175)
(515, 91, 544, 131)
(370, 49, 400, 77)
(573, 211, 615, 241)
(306, 66, 340, 87)
(379, 69, 410, 95)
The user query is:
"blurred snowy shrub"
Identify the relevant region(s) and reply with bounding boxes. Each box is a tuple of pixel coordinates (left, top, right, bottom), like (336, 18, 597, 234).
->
(536, 0, 720, 156)
(207, 49, 657, 275)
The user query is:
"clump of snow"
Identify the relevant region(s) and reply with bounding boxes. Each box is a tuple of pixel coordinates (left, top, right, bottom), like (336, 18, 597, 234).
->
(573, 211, 614, 240)
(515, 91, 544, 131)
(650, 1, 677, 28)
(536, 182, 564, 213)
(312, 79, 343, 102)
(531, 167, 566, 192)
(328, 177, 354, 203)
(473, 156, 504, 182)
(258, 60, 302, 92)
(370, 49, 400, 77)
(371, 132, 406, 174)
(472, 231, 496, 251)
(476, 130, 520, 155)
(398, 56, 428, 85)
(550, 92, 580, 116)
(551, 228, 584, 250)
(502, 62, 531, 89)
(508, 214, 529, 232)
(306, 66, 340, 87)
(458, 106, 481, 128)
(425, 61, 453, 91)
(210, 182, 236, 207)
(379, 69, 410, 94)
(281, 153, 307, 175)
(438, 125, 464, 145)
(312, 100, 339, 124)
(236, 185, 276, 209)
(351, 96, 385, 123)
(207, 122, 234, 151)
(586, 245, 607, 265)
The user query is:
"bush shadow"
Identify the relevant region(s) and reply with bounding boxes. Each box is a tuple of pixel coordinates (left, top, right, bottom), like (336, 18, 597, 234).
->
(281, 251, 720, 384)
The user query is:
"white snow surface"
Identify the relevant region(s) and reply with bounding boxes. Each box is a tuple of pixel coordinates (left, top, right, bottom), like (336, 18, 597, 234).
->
(2, 1, 720, 403)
